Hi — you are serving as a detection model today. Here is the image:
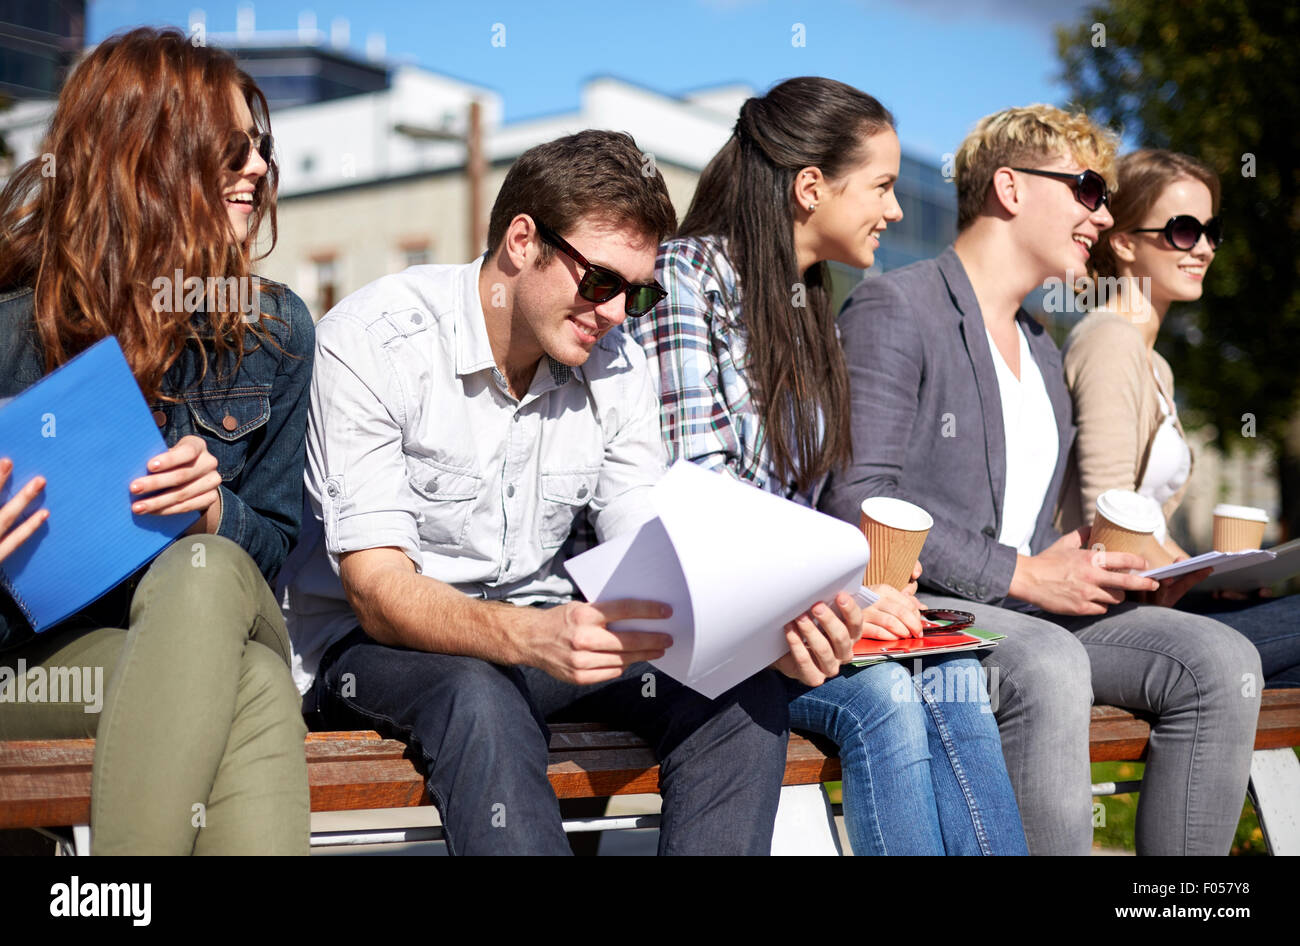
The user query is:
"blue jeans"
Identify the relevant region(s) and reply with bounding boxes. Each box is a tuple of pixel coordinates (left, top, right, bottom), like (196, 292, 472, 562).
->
(1182, 593, 1300, 688)
(785, 655, 1027, 855)
(311, 629, 789, 855)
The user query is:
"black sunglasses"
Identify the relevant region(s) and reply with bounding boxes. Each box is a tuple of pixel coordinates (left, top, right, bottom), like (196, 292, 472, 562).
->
(920, 609, 976, 633)
(1011, 167, 1109, 212)
(226, 129, 274, 172)
(1131, 214, 1223, 251)
(534, 221, 667, 317)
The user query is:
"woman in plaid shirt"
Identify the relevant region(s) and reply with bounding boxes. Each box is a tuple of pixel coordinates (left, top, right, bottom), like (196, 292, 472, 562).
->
(630, 77, 1026, 855)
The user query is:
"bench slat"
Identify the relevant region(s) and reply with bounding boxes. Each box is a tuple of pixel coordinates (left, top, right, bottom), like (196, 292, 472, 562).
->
(1258, 690, 1300, 750)
(308, 759, 430, 811)
(548, 747, 661, 798)
(4, 692, 1298, 830)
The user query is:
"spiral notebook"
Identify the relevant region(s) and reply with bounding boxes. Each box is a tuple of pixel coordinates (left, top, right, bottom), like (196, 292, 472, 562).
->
(0, 337, 197, 632)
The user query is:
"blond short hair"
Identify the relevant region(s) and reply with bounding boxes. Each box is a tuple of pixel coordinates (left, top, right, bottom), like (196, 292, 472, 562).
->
(954, 104, 1120, 231)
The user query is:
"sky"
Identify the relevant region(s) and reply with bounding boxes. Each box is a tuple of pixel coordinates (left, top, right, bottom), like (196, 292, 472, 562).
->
(87, 0, 1099, 163)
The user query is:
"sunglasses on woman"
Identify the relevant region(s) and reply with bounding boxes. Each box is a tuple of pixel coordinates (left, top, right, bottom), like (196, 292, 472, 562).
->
(534, 221, 667, 317)
(1011, 167, 1109, 212)
(226, 129, 274, 172)
(1131, 214, 1223, 251)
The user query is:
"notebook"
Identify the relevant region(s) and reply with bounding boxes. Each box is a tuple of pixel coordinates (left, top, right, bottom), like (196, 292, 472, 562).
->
(1197, 539, 1300, 592)
(0, 337, 197, 631)
(849, 623, 1004, 666)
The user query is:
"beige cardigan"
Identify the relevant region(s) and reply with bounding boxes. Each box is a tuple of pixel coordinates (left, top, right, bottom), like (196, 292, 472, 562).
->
(1056, 311, 1193, 534)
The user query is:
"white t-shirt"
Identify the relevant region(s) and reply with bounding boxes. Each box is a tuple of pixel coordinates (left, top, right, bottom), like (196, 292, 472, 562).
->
(987, 325, 1060, 555)
(1137, 367, 1191, 543)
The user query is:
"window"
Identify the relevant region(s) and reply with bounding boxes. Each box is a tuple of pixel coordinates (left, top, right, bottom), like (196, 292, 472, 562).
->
(312, 254, 338, 315)
(398, 239, 432, 268)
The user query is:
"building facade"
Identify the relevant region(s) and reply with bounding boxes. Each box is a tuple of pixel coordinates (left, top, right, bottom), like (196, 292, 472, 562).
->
(0, 1, 86, 101)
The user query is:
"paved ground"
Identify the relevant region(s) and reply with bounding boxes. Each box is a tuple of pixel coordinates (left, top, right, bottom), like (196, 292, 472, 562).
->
(309, 797, 1134, 855)
(310, 793, 848, 856)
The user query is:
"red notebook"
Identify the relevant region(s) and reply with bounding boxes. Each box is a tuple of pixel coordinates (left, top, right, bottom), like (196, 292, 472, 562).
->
(850, 623, 998, 665)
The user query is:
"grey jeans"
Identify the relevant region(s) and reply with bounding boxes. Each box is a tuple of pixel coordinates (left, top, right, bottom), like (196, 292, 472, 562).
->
(920, 596, 1262, 856)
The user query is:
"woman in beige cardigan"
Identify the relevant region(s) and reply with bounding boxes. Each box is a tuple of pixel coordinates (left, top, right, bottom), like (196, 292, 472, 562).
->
(1061, 149, 1299, 688)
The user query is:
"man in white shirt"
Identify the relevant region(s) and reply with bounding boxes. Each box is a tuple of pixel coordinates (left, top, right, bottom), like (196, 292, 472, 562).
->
(280, 131, 789, 854)
(823, 105, 1261, 855)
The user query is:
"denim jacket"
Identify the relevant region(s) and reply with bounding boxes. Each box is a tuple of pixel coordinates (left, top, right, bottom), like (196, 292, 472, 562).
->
(0, 279, 314, 649)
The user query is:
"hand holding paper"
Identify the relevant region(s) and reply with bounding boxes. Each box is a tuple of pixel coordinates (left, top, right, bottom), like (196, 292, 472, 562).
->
(564, 461, 871, 698)
(774, 591, 864, 687)
(523, 598, 673, 686)
(1142, 560, 1214, 608)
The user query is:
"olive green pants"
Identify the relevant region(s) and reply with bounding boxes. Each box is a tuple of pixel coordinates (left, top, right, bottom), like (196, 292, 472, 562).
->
(0, 535, 309, 854)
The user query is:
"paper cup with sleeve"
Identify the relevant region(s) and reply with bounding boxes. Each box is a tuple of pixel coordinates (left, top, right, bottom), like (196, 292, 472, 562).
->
(859, 497, 933, 590)
(1090, 490, 1172, 567)
(1212, 503, 1269, 552)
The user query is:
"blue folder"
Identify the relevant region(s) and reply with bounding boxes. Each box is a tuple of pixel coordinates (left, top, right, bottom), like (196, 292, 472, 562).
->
(0, 337, 198, 632)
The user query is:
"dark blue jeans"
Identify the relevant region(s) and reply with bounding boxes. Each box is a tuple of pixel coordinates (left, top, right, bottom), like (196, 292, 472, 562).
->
(311, 629, 789, 854)
(1181, 592, 1300, 688)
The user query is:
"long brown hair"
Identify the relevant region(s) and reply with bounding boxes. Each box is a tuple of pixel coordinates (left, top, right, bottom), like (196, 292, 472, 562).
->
(0, 27, 280, 401)
(678, 77, 894, 492)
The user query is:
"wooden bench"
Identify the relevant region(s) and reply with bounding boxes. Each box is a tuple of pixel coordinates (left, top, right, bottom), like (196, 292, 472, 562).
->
(4, 691, 1299, 855)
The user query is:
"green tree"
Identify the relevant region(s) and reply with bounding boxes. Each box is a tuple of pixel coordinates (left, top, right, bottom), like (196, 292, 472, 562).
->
(1058, 1, 1300, 540)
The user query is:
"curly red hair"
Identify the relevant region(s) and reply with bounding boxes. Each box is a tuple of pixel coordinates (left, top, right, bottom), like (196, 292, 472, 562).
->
(0, 27, 280, 401)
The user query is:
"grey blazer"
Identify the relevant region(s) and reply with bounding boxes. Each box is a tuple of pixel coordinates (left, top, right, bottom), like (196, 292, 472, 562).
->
(820, 246, 1077, 606)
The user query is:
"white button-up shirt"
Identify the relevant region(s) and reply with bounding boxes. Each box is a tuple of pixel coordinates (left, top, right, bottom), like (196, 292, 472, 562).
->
(279, 257, 667, 693)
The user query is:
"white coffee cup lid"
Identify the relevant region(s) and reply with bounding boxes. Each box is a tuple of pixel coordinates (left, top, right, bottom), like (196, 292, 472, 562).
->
(860, 496, 934, 532)
(1213, 503, 1269, 522)
(1095, 489, 1163, 533)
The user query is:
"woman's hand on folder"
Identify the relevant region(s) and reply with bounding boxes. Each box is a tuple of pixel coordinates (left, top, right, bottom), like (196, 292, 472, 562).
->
(130, 436, 223, 529)
(0, 459, 48, 564)
(857, 584, 926, 642)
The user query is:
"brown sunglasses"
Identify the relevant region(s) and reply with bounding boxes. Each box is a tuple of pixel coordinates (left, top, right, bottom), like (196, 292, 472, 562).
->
(226, 129, 273, 172)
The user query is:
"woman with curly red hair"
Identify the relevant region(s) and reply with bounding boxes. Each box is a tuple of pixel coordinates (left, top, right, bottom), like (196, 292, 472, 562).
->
(0, 27, 313, 854)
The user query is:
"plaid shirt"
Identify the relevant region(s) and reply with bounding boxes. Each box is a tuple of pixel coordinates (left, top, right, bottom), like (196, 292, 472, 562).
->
(629, 236, 821, 508)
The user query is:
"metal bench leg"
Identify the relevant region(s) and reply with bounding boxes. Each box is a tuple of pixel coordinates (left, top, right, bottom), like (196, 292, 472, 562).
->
(770, 783, 843, 856)
(52, 825, 90, 856)
(1248, 748, 1300, 856)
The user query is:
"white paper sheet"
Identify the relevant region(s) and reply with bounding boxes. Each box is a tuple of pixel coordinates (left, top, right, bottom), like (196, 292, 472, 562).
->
(1197, 539, 1300, 592)
(1141, 548, 1276, 581)
(564, 461, 871, 698)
